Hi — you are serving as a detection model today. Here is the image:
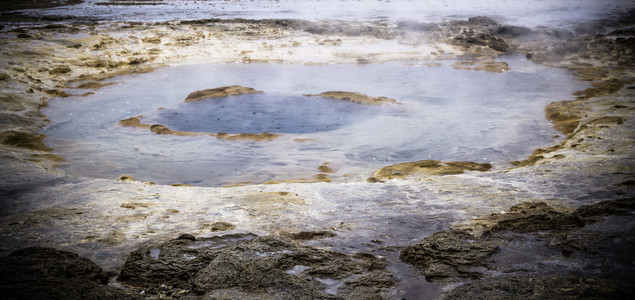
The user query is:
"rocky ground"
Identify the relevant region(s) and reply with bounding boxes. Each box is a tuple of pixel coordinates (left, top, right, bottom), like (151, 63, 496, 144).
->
(0, 4, 633, 300)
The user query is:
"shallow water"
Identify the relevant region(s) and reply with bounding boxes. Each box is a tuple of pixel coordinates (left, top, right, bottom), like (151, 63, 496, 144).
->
(42, 55, 586, 186)
(147, 93, 380, 134)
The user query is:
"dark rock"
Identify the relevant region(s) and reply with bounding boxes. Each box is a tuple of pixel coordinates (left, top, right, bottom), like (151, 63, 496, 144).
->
(177, 233, 196, 241)
(484, 211, 585, 235)
(400, 230, 498, 279)
(403, 198, 635, 286)
(0, 247, 140, 300)
(118, 234, 393, 299)
(453, 31, 511, 53)
(467, 16, 500, 27)
(117, 237, 215, 289)
(397, 21, 439, 31)
(574, 198, 635, 219)
(495, 25, 533, 38)
(443, 275, 635, 300)
(530, 34, 635, 66)
(290, 230, 336, 241)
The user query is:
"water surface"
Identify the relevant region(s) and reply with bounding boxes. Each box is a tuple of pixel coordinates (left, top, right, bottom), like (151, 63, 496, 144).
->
(42, 55, 586, 186)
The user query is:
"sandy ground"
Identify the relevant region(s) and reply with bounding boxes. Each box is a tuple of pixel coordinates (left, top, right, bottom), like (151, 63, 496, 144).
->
(0, 6, 633, 299)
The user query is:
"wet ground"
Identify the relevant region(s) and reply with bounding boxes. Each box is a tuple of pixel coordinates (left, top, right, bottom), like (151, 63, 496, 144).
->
(0, 1, 634, 299)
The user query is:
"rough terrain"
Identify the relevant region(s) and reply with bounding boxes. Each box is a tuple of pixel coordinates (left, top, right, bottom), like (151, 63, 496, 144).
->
(0, 4, 633, 299)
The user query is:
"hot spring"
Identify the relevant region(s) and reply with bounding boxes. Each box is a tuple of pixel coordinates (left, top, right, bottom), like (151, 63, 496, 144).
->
(41, 55, 586, 186)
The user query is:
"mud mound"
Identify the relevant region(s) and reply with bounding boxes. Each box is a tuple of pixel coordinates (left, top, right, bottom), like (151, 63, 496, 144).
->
(184, 85, 261, 102)
(311, 91, 400, 105)
(368, 160, 492, 181)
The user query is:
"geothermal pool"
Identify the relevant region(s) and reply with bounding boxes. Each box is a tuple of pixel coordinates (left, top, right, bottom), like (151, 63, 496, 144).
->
(41, 55, 586, 186)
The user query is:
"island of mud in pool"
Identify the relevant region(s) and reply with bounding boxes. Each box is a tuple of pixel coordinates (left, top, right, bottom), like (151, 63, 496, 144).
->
(1, 1, 634, 299)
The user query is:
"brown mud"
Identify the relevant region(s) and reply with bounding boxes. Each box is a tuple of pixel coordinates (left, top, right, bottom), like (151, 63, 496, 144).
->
(310, 91, 402, 105)
(184, 85, 261, 103)
(368, 160, 493, 182)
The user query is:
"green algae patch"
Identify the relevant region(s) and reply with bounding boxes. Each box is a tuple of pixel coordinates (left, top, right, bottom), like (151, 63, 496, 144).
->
(510, 144, 564, 167)
(215, 132, 280, 141)
(309, 91, 401, 105)
(368, 160, 492, 182)
(0, 130, 52, 152)
(545, 100, 586, 136)
(317, 163, 334, 173)
(184, 85, 261, 102)
(75, 81, 118, 89)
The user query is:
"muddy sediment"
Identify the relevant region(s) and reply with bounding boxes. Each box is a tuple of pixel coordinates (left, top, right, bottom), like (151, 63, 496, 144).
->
(0, 7, 634, 300)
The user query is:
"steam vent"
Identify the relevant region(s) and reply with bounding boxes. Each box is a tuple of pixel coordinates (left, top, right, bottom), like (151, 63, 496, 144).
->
(1, 1, 634, 299)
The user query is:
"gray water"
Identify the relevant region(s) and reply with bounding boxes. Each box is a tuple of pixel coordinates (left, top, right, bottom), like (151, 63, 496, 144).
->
(41, 55, 587, 186)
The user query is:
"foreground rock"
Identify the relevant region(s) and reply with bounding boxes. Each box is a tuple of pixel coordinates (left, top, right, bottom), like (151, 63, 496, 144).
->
(118, 234, 394, 299)
(0, 247, 140, 300)
(443, 275, 635, 299)
(0, 10, 633, 300)
(401, 198, 635, 296)
(401, 230, 498, 280)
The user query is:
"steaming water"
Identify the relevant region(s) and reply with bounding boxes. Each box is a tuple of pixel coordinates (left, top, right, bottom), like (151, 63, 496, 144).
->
(41, 55, 586, 186)
(22, 0, 635, 28)
(146, 93, 381, 134)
